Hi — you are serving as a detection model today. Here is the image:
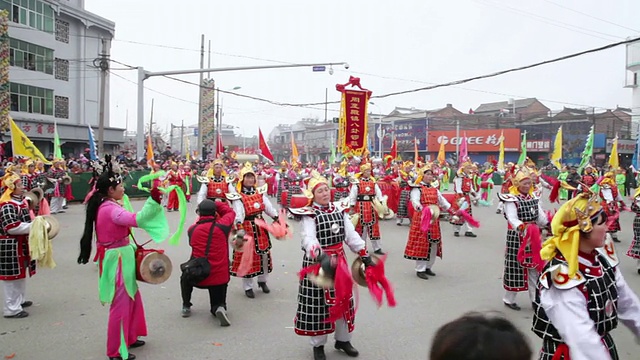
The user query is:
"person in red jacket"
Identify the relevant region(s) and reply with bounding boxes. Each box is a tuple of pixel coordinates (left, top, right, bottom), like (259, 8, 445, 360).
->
(180, 199, 235, 326)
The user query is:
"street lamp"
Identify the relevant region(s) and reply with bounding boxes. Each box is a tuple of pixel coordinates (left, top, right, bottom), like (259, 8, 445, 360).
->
(135, 62, 349, 159)
(215, 86, 242, 156)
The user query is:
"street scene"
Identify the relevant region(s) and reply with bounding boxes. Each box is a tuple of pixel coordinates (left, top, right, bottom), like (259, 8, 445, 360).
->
(1, 1, 640, 360)
(1, 195, 639, 360)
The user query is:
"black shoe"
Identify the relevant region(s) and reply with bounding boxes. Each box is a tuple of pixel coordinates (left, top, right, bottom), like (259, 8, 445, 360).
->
(612, 236, 621, 243)
(245, 289, 255, 298)
(396, 222, 402, 226)
(335, 341, 359, 357)
(416, 272, 429, 280)
(3, 310, 28, 318)
(129, 340, 145, 348)
(62, 205, 68, 209)
(21, 301, 33, 308)
(424, 269, 436, 276)
(374, 249, 385, 255)
(313, 346, 326, 360)
(258, 281, 270, 294)
(496, 209, 502, 214)
(464, 232, 477, 238)
(454, 232, 460, 237)
(504, 302, 521, 311)
(109, 354, 135, 360)
(637, 269, 640, 275)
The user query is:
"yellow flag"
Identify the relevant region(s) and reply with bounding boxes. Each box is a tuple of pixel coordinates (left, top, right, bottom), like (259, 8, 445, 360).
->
(186, 137, 191, 161)
(10, 118, 51, 164)
(497, 131, 505, 171)
(551, 126, 562, 170)
(609, 135, 619, 169)
(437, 138, 446, 165)
(146, 135, 154, 167)
(291, 133, 299, 162)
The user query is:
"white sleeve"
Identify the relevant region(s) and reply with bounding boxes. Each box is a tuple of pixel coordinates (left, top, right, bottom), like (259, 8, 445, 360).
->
(227, 182, 236, 193)
(232, 200, 245, 224)
(615, 268, 640, 340)
(349, 184, 358, 206)
(263, 194, 278, 218)
(537, 202, 548, 228)
(453, 177, 463, 194)
(7, 222, 31, 235)
(196, 184, 207, 205)
(410, 188, 421, 209)
(616, 191, 624, 202)
(300, 216, 320, 257)
(540, 286, 612, 360)
(275, 173, 280, 183)
(437, 190, 451, 210)
(343, 212, 366, 253)
(503, 202, 523, 229)
(374, 183, 383, 201)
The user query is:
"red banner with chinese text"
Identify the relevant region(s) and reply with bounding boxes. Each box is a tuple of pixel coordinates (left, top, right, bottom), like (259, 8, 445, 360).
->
(336, 77, 371, 156)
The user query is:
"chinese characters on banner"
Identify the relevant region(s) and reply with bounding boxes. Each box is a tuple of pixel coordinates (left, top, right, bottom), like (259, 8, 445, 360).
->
(336, 77, 371, 156)
(427, 128, 521, 152)
(17, 121, 55, 135)
(526, 139, 551, 152)
(200, 78, 216, 154)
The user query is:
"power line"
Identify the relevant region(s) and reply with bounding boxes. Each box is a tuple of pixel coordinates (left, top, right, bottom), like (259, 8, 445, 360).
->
(540, 0, 640, 33)
(474, 0, 623, 41)
(109, 71, 199, 105)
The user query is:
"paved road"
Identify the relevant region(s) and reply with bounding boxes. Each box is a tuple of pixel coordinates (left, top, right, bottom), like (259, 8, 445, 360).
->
(2, 195, 640, 360)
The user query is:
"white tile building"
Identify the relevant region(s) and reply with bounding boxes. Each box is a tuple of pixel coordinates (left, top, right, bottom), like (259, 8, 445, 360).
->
(1, 0, 122, 158)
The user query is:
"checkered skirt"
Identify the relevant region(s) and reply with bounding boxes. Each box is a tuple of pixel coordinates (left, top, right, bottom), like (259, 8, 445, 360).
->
(0, 202, 35, 280)
(532, 256, 619, 359)
(627, 209, 640, 259)
(396, 188, 411, 218)
(294, 210, 355, 337)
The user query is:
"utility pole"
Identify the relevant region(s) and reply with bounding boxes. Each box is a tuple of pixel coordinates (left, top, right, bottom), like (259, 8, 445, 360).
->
(170, 123, 174, 150)
(324, 87, 328, 123)
(180, 119, 184, 156)
(455, 118, 460, 165)
(197, 34, 205, 159)
(97, 38, 109, 155)
(149, 99, 154, 154)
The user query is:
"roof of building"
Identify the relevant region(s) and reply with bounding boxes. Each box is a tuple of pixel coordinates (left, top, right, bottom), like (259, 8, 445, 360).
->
(474, 98, 539, 113)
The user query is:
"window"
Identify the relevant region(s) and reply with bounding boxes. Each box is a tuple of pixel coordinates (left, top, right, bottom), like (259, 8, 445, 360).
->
(3, 0, 54, 33)
(54, 58, 68, 81)
(55, 19, 69, 43)
(9, 82, 53, 115)
(54, 95, 68, 119)
(9, 38, 53, 74)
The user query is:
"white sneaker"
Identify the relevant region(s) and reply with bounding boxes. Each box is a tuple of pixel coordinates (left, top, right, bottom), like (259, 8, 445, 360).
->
(215, 307, 230, 326)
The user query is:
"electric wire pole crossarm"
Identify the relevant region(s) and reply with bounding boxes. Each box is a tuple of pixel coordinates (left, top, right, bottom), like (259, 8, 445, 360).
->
(135, 62, 349, 160)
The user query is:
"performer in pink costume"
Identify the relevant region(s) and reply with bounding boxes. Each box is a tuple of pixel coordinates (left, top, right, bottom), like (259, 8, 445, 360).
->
(78, 156, 169, 360)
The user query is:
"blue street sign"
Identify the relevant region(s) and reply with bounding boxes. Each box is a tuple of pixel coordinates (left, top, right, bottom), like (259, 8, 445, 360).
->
(193, 128, 199, 136)
(312, 66, 326, 72)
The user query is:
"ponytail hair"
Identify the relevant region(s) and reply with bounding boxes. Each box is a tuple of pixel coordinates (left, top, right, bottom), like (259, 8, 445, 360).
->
(77, 191, 105, 264)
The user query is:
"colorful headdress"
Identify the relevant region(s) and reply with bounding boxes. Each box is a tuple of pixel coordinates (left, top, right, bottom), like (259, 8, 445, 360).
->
(21, 159, 34, 174)
(599, 171, 616, 187)
(414, 162, 434, 184)
(303, 170, 329, 200)
(457, 160, 473, 175)
(540, 189, 603, 278)
(236, 162, 256, 192)
(0, 167, 21, 203)
(355, 163, 372, 179)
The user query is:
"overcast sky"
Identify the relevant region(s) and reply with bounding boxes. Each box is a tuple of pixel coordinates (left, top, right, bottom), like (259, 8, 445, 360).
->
(85, 0, 640, 137)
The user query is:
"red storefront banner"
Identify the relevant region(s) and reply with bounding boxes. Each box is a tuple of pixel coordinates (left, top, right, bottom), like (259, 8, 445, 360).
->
(427, 128, 521, 152)
(336, 77, 372, 156)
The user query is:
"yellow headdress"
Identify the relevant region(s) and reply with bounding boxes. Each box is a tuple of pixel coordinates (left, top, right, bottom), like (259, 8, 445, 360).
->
(303, 170, 329, 200)
(402, 161, 413, 169)
(0, 167, 21, 203)
(508, 166, 533, 193)
(457, 160, 473, 175)
(600, 172, 616, 187)
(206, 159, 227, 178)
(540, 190, 603, 278)
(338, 160, 348, 177)
(415, 162, 434, 184)
(355, 163, 372, 179)
(21, 160, 34, 174)
(236, 162, 256, 192)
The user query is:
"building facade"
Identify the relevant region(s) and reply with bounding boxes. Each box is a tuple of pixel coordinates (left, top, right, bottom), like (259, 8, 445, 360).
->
(1, 0, 122, 158)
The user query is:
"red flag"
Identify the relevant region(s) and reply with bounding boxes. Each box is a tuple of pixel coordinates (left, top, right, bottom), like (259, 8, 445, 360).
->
(390, 135, 397, 160)
(216, 133, 224, 157)
(258, 128, 274, 162)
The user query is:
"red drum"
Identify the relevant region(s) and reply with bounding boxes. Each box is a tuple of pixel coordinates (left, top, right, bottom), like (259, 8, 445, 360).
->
(280, 191, 288, 206)
(135, 247, 172, 284)
(290, 194, 310, 209)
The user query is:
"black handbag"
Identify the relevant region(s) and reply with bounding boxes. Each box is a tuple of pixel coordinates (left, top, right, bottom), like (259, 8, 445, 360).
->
(180, 219, 218, 284)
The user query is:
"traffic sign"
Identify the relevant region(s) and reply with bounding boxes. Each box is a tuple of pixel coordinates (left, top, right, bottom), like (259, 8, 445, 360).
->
(312, 66, 326, 72)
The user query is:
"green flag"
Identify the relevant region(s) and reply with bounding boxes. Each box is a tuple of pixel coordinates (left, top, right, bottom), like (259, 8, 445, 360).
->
(329, 139, 336, 164)
(53, 122, 62, 160)
(517, 131, 527, 165)
(577, 126, 594, 172)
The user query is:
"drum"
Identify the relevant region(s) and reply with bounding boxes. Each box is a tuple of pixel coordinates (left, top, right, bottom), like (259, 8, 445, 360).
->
(280, 190, 288, 206)
(135, 247, 172, 284)
(289, 194, 310, 209)
(330, 188, 336, 201)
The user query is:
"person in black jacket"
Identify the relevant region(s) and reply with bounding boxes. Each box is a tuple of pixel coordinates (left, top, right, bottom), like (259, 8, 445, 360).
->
(565, 167, 581, 199)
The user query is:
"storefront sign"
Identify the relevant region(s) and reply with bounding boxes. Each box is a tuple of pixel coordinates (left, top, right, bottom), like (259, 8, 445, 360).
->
(427, 128, 521, 152)
(378, 119, 428, 151)
(526, 139, 551, 152)
(606, 139, 636, 154)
